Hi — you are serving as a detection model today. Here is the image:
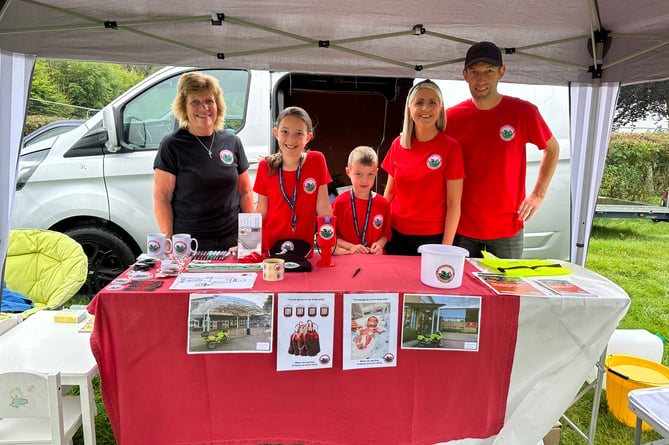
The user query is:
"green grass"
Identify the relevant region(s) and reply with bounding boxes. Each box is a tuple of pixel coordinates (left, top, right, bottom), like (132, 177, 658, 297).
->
(70, 218, 669, 444)
(562, 218, 669, 445)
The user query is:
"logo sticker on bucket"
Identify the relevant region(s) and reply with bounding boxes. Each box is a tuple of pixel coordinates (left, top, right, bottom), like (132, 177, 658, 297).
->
(435, 264, 455, 283)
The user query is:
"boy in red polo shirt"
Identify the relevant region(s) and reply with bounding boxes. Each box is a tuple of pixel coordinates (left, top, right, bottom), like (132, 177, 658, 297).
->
(332, 146, 391, 255)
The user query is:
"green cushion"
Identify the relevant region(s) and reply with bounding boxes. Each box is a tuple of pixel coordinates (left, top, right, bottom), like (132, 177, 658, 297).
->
(4, 229, 87, 318)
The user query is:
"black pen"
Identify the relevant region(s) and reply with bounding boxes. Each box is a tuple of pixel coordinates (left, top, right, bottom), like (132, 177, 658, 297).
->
(352, 267, 361, 278)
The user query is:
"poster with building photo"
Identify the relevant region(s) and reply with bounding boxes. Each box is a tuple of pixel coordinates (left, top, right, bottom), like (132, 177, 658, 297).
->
(187, 293, 273, 354)
(342, 293, 399, 370)
(401, 294, 481, 352)
(276, 293, 335, 371)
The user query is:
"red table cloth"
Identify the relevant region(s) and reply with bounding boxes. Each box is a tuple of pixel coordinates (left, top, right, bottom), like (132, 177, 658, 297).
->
(88, 254, 519, 445)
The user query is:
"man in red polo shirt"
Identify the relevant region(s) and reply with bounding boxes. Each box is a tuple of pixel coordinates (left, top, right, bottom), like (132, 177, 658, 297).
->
(446, 41, 560, 259)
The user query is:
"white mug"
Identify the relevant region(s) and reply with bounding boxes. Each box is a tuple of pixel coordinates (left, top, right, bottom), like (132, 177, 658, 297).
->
(146, 233, 172, 259)
(172, 233, 198, 258)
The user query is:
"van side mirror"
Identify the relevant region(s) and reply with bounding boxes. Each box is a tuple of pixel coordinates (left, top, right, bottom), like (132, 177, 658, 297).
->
(63, 127, 109, 158)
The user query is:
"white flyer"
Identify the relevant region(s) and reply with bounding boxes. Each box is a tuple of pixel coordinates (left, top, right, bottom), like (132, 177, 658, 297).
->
(276, 293, 335, 371)
(169, 272, 257, 290)
(343, 293, 399, 370)
(237, 213, 262, 258)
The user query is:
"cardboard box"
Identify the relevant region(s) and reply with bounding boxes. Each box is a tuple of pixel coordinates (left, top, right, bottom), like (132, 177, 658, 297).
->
(543, 421, 562, 445)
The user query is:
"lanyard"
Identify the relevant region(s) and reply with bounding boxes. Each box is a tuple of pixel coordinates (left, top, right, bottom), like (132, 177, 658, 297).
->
(350, 189, 373, 247)
(278, 160, 302, 230)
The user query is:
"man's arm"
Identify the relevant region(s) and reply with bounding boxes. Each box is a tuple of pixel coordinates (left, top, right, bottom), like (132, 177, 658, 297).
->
(518, 135, 559, 222)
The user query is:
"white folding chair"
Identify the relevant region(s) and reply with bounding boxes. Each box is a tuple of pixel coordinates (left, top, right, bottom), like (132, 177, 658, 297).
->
(0, 370, 82, 445)
(628, 386, 669, 445)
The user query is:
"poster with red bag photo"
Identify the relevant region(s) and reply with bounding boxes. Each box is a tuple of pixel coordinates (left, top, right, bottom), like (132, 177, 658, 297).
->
(276, 293, 335, 371)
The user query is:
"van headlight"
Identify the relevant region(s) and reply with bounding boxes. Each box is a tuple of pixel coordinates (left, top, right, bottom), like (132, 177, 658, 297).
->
(16, 149, 49, 191)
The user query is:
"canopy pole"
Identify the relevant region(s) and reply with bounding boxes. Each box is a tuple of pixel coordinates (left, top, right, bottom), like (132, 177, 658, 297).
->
(573, 78, 602, 267)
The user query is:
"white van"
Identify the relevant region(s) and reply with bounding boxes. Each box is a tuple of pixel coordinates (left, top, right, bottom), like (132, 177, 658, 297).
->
(12, 67, 570, 294)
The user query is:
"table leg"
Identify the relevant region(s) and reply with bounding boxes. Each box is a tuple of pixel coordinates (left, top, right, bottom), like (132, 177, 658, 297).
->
(634, 417, 642, 445)
(79, 375, 97, 445)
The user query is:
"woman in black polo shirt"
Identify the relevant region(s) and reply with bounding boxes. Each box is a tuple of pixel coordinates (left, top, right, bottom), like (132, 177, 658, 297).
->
(153, 72, 254, 251)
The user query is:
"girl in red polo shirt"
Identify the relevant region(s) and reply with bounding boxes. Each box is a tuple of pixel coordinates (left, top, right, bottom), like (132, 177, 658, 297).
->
(254, 106, 333, 256)
(381, 80, 465, 256)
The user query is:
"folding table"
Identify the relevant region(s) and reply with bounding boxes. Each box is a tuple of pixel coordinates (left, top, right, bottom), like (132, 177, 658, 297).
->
(628, 386, 669, 445)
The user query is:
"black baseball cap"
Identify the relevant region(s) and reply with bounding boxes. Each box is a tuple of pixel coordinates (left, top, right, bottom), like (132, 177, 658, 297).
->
(465, 41, 503, 69)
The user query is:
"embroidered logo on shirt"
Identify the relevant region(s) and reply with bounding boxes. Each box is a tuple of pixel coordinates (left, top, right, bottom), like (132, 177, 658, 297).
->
(427, 154, 443, 170)
(303, 178, 317, 194)
(499, 125, 516, 141)
(373, 214, 384, 229)
(220, 149, 234, 165)
(280, 240, 295, 253)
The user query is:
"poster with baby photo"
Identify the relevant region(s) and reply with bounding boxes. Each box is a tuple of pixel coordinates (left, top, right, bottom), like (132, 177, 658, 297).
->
(400, 294, 482, 352)
(276, 293, 335, 371)
(342, 293, 399, 370)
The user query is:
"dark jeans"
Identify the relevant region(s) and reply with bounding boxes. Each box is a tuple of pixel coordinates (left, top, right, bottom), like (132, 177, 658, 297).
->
(385, 228, 444, 256)
(453, 229, 524, 259)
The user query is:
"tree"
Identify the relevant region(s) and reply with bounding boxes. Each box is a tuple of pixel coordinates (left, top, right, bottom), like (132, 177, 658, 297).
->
(614, 79, 669, 129)
(29, 59, 155, 118)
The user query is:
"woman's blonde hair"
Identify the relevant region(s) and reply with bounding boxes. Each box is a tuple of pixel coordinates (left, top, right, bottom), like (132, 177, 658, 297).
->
(264, 106, 314, 176)
(172, 72, 226, 131)
(400, 80, 446, 149)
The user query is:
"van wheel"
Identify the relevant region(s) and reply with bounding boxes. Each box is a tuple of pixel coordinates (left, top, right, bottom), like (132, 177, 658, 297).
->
(65, 226, 136, 297)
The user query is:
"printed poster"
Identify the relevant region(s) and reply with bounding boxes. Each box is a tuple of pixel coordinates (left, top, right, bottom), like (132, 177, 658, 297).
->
(531, 277, 597, 297)
(473, 272, 548, 297)
(277, 293, 335, 371)
(187, 293, 273, 354)
(401, 294, 482, 352)
(343, 293, 399, 370)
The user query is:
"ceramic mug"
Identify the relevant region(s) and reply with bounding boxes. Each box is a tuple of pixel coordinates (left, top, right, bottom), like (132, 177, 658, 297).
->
(146, 233, 172, 259)
(262, 258, 285, 281)
(172, 233, 198, 258)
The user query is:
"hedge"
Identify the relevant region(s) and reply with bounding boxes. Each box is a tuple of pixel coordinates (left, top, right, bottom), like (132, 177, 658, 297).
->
(599, 132, 669, 201)
(23, 114, 74, 135)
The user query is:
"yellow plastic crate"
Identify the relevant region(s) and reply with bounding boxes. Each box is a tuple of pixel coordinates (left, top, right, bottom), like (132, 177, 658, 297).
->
(605, 354, 669, 430)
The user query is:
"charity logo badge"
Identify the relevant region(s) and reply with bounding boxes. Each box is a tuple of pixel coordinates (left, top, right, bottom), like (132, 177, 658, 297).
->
(499, 125, 516, 141)
(174, 241, 187, 254)
(303, 178, 317, 194)
(427, 154, 443, 170)
(280, 240, 295, 252)
(148, 240, 160, 253)
(220, 149, 234, 165)
(383, 353, 395, 363)
(435, 264, 455, 283)
(373, 214, 384, 229)
(319, 224, 335, 240)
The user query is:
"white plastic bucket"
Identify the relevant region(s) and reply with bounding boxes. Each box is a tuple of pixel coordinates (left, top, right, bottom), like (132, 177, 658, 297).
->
(417, 244, 469, 289)
(586, 329, 665, 389)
